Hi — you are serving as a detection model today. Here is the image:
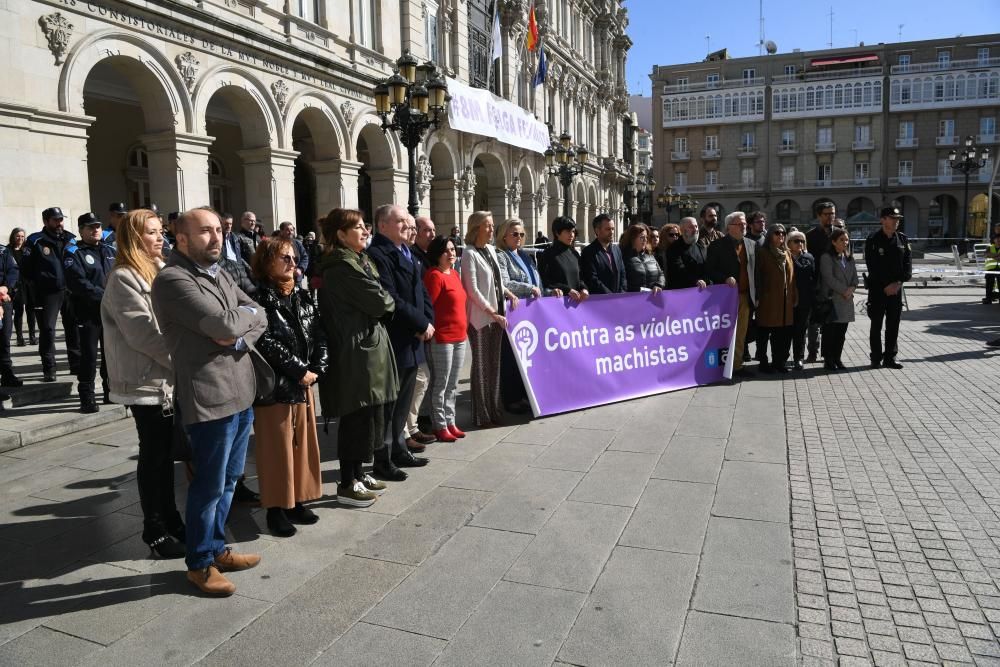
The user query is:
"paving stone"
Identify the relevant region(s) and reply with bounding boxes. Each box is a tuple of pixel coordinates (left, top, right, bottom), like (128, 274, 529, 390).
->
(434, 580, 583, 666)
(0, 626, 101, 667)
(559, 547, 698, 666)
(712, 460, 789, 523)
(674, 611, 796, 666)
(439, 442, 543, 492)
(504, 501, 632, 593)
(571, 401, 635, 432)
(675, 406, 733, 439)
(501, 417, 571, 446)
(363, 526, 531, 640)
(568, 450, 658, 507)
(469, 467, 582, 534)
(619, 479, 714, 554)
(530, 427, 614, 472)
(692, 516, 794, 623)
(314, 622, 445, 666)
(724, 423, 788, 464)
(354, 458, 468, 516)
(651, 435, 726, 484)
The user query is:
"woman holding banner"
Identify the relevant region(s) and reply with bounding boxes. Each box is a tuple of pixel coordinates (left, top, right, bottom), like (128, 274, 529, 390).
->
(461, 212, 518, 427)
(623, 223, 665, 293)
(755, 224, 797, 373)
(538, 217, 589, 302)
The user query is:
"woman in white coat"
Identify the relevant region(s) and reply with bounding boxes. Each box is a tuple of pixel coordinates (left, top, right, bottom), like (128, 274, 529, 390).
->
(460, 211, 518, 427)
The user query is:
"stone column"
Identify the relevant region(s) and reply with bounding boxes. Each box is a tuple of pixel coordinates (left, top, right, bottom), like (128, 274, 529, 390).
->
(429, 176, 461, 234)
(367, 167, 402, 212)
(311, 158, 343, 217)
(237, 147, 299, 233)
(141, 131, 214, 214)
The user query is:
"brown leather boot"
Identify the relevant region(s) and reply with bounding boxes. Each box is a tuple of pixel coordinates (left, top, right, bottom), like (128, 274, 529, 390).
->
(213, 546, 261, 572)
(186, 565, 236, 596)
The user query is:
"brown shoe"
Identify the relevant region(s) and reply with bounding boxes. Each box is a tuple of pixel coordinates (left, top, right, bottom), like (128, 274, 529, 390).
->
(213, 546, 261, 572)
(186, 565, 236, 596)
(405, 437, 426, 453)
(412, 431, 437, 445)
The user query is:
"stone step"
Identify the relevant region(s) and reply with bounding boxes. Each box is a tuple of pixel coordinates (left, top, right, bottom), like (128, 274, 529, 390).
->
(0, 400, 129, 454)
(0, 381, 73, 408)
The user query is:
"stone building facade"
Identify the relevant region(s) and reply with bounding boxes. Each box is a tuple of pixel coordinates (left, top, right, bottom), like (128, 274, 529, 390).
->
(650, 34, 1000, 239)
(0, 0, 633, 243)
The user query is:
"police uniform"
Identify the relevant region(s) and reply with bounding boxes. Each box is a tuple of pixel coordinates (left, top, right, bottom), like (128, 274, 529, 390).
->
(20, 207, 81, 380)
(66, 213, 116, 412)
(103, 201, 128, 250)
(863, 207, 912, 369)
(0, 241, 21, 388)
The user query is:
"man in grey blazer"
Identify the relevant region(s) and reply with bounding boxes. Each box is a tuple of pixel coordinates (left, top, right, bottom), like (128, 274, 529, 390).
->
(152, 207, 268, 597)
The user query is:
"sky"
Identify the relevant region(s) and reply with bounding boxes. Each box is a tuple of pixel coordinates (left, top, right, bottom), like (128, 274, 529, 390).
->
(623, 0, 1000, 96)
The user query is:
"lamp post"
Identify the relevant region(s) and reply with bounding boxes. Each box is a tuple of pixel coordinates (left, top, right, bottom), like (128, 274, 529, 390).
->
(657, 187, 697, 224)
(635, 170, 656, 224)
(948, 135, 990, 241)
(544, 131, 589, 218)
(373, 51, 449, 216)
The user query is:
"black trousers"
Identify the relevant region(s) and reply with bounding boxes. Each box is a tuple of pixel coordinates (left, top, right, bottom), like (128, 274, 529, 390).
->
(0, 302, 12, 374)
(821, 322, 849, 365)
(986, 274, 998, 301)
(499, 335, 527, 407)
(338, 403, 384, 468)
(131, 405, 180, 540)
(35, 291, 80, 371)
(758, 326, 793, 369)
(791, 305, 812, 362)
(76, 318, 107, 387)
(868, 292, 903, 364)
(12, 288, 36, 339)
(381, 364, 417, 462)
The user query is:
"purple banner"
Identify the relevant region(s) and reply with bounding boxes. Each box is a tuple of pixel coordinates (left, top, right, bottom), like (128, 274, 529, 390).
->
(504, 286, 739, 417)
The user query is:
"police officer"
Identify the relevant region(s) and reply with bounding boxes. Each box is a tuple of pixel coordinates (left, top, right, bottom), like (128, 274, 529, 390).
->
(21, 207, 81, 381)
(0, 238, 21, 393)
(864, 207, 912, 370)
(104, 202, 127, 248)
(65, 213, 116, 412)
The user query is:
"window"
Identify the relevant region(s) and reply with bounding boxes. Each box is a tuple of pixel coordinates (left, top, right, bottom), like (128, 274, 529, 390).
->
(126, 146, 150, 209)
(293, 0, 320, 22)
(705, 135, 718, 151)
(676, 77, 689, 90)
(817, 163, 831, 182)
(784, 65, 796, 75)
(706, 170, 718, 185)
(855, 124, 871, 145)
(938, 158, 953, 181)
(742, 68, 756, 81)
(741, 166, 755, 187)
(675, 172, 688, 188)
(817, 127, 833, 145)
(939, 118, 955, 138)
(780, 129, 795, 148)
(706, 73, 719, 88)
(898, 120, 914, 139)
(128, 146, 149, 169)
(357, 0, 377, 48)
(425, 0, 440, 63)
(674, 137, 688, 152)
(979, 47, 990, 65)
(781, 165, 795, 186)
(855, 162, 870, 181)
(898, 160, 913, 177)
(937, 50, 951, 67)
(981, 116, 997, 136)
(898, 54, 910, 70)
(741, 131, 755, 149)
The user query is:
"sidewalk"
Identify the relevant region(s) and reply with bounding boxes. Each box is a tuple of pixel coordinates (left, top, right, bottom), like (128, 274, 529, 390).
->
(0, 284, 997, 665)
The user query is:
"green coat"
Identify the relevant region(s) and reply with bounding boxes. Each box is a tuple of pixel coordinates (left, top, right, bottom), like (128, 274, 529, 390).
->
(317, 247, 399, 423)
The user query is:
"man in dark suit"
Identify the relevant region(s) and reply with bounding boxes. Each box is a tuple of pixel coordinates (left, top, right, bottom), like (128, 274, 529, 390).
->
(804, 201, 836, 362)
(367, 204, 434, 480)
(580, 213, 626, 294)
(664, 216, 708, 290)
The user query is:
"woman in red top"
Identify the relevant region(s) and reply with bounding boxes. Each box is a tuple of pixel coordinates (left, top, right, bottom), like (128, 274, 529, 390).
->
(422, 236, 468, 442)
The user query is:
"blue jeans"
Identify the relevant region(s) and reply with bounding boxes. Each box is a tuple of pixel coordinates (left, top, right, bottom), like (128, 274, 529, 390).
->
(184, 407, 253, 570)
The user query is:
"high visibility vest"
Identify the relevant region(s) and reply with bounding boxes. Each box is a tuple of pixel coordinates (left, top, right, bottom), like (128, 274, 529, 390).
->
(987, 244, 1000, 271)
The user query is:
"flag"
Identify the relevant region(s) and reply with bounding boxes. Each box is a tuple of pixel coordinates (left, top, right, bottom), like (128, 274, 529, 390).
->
(491, 4, 502, 62)
(527, 6, 539, 51)
(532, 45, 547, 87)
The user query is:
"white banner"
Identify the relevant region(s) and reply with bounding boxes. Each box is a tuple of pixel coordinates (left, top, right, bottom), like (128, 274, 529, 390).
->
(445, 77, 550, 154)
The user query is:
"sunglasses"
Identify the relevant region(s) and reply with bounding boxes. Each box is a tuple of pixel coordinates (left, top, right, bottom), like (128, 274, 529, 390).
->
(509, 231, 526, 237)
(789, 239, 803, 245)
(666, 232, 680, 238)
(774, 231, 786, 237)
(279, 254, 297, 265)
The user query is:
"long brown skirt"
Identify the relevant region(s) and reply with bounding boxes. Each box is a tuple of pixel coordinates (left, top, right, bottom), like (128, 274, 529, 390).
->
(253, 390, 322, 509)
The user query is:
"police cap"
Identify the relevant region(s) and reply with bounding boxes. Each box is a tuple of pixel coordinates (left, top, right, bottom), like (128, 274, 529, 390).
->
(109, 202, 127, 214)
(77, 212, 102, 227)
(42, 207, 64, 221)
(879, 207, 903, 219)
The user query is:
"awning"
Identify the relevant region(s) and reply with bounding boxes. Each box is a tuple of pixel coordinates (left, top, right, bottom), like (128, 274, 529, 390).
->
(810, 54, 879, 67)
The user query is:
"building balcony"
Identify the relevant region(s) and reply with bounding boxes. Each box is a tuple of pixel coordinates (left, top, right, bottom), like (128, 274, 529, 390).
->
(895, 137, 919, 149)
(890, 56, 1000, 74)
(935, 136, 959, 146)
(852, 140, 875, 151)
(737, 145, 758, 157)
(794, 178, 879, 189)
(670, 150, 690, 161)
(685, 184, 724, 193)
(777, 144, 798, 155)
(978, 134, 998, 144)
(701, 148, 721, 159)
(888, 174, 966, 186)
(771, 65, 883, 84)
(814, 142, 837, 153)
(661, 77, 765, 94)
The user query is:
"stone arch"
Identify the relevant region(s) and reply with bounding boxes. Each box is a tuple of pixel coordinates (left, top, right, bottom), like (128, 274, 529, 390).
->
(775, 199, 801, 225)
(287, 101, 346, 234)
(737, 200, 760, 216)
(194, 66, 281, 148)
(847, 196, 876, 219)
(349, 112, 400, 167)
(356, 120, 398, 220)
(471, 148, 507, 216)
(428, 138, 459, 233)
(930, 194, 960, 239)
(282, 92, 347, 159)
(517, 164, 537, 239)
(60, 30, 188, 132)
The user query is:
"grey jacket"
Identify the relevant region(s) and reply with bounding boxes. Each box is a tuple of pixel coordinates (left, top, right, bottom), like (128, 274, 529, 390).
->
(819, 252, 859, 324)
(151, 249, 267, 425)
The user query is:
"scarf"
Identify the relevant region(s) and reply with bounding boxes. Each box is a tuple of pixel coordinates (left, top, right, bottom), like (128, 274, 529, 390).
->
(770, 246, 789, 290)
(274, 275, 295, 296)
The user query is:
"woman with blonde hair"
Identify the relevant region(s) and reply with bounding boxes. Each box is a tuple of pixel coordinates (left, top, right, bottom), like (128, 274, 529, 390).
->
(101, 208, 185, 558)
(461, 211, 518, 426)
(250, 238, 328, 536)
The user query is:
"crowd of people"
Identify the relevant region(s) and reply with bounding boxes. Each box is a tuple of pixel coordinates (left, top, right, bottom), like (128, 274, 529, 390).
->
(0, 197, 914, 596)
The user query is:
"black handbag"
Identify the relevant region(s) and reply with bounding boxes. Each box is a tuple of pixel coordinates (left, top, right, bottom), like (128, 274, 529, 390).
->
(248, 344, 277, 406)
(812, 298, 835, 324)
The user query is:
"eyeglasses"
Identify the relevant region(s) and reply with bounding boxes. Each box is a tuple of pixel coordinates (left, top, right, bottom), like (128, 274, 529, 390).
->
(789, 239, 804, 245)
(509, 231, 526, 237)
(665, 232, 680, 238)
(774, 231, 786, 237)
(279, 254, 297, 265)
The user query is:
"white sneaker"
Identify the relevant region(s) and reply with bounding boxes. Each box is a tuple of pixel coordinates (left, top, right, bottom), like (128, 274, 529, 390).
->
(337, 481, 377, 507)
(361, 474, 387, 496)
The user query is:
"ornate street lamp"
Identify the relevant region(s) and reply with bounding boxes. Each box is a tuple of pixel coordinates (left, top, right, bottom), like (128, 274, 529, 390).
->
(633, 170, 655, 224)
(373, 52, 449, 216)
(545, 130, 589, 218)
(948, 135, 990, 241)
(657, 187, 696, 224)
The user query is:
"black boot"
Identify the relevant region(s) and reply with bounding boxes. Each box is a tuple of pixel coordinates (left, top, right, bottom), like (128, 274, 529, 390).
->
(0, 371, 22, 388)
(266, 508, 297, 537)
(287, 502, 319, 525)
(42, 366, 56, 382)
(79, 382, 99, 414)
(233, 477, 260, 504)
(103, 388, 112, 404)
(15, 334, 24, 347)
(164, 511, 186, 543)
(142, 519, 185, 559)
(29, 334, 37, 346)
(373, 447, 407, 481)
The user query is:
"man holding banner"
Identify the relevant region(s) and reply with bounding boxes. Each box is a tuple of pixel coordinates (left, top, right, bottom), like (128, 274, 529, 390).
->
(706, 211, 758, 376)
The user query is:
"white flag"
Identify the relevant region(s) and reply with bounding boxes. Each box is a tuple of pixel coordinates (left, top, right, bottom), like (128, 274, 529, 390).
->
(491, 6, 502, 62)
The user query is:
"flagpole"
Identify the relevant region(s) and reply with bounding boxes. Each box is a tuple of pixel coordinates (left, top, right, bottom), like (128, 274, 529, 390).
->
(487, 1, 498, 95)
